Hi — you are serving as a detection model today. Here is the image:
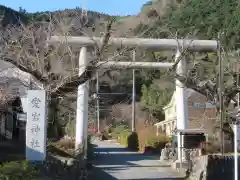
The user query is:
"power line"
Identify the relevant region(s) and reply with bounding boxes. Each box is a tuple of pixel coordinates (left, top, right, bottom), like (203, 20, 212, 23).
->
(81, 0, 87, 17)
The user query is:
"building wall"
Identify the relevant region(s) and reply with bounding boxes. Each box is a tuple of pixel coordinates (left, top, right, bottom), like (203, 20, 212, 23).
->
(187, 92, 217, 134)
(0, 61, 42, 95)
(165, 105, 176, 121)
(162, 90, 217, 136)
(164, 94, 176, 121)
(0, 78, 28, 97)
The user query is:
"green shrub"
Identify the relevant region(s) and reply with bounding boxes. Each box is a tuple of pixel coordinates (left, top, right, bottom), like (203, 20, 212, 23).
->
(145, 135, 170, 148)
(127, 132, 139, 151)
(112, 124, 129, 134)
(111, 124, 130, 139)
(117, 131, 139, 151)
(0, 161, 39, 180)
(111, 123, 139, 151)
(87, 135, 95, 161)
(137, 123, 170, 153)
(118, 131, 131, 146)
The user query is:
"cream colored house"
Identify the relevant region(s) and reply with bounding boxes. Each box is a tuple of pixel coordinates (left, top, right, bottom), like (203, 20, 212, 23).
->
(155, 89, 217, 136)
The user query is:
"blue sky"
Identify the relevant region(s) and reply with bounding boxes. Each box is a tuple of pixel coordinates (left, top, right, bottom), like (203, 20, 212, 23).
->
(1, 0, 150, 16)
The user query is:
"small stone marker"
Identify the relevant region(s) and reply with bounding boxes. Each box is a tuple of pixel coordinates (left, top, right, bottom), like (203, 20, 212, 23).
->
(160, 147, 169, 161)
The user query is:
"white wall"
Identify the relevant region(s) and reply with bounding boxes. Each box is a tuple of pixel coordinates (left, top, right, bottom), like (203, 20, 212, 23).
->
(0, 77, 28, 96)
(0, 61, 43, 97)
(20, 96, 28, 113)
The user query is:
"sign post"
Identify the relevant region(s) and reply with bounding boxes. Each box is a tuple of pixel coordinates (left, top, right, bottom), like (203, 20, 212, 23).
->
(26, 90, 47, 161)
(233, 124, 239, 180)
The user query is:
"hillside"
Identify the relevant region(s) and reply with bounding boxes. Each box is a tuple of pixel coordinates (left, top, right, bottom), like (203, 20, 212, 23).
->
(0, 5, 28, 26)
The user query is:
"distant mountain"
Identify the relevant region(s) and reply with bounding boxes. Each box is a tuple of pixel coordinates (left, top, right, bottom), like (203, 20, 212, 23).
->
(0, 5, 28, 26)
(0, 5, 114, 26)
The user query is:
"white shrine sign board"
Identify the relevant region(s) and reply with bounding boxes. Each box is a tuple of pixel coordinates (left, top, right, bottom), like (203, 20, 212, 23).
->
(26, 90, 47, 161)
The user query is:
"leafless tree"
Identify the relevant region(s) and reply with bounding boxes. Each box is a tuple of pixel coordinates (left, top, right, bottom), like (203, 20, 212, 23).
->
(0, 87, 16, 108)
(0, 12, 121, 98)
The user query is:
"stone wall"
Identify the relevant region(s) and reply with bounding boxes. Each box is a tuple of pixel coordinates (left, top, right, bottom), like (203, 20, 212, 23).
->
(190, 154, 240, 180)
(35, 153, 89, 180)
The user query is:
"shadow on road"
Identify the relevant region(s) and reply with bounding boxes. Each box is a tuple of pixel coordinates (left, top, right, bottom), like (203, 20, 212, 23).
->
(90, 166, 184, 180)
(94, 146, 161, 166)
(89, 143, 185, 180)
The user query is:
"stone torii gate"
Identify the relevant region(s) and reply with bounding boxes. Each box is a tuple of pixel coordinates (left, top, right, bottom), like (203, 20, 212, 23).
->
(48, 36, 218, 160)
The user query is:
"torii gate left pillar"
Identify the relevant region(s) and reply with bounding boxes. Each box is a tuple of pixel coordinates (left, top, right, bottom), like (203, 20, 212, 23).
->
(75, 47, 89, 159)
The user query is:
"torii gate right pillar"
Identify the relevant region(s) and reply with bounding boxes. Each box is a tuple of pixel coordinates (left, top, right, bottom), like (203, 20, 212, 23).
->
(175, 50, 188, 161)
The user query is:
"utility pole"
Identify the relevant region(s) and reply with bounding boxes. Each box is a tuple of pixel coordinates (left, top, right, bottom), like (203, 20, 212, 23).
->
(132, 50, 136, 132)
(81, 0, 87, 17)
(218, 33, 224, 154)
(96, 71, 100, 134)
(237, 71, 240, 107)
(235, 70, 240, 180)
(81, 0, 88, 26)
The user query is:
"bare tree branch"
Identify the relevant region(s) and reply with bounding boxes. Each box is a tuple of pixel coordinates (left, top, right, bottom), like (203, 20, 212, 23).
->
(50, 19, 115, 96)
(0, 56, 48, 84)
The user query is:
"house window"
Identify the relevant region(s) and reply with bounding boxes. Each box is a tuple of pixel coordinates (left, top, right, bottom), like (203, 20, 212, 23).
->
(206, 103, 216, 108)
(193, 103, 200, 108)
(11, 88, 20, 95)
(193, 102, 205, 108)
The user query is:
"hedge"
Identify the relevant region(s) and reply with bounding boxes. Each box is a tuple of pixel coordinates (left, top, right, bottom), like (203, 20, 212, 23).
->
(0, 161, 39, 180)
(87, 135, 95, 161)
(111, 124, 129, 138)
(118, 130, 132, 146)
(116, 130, 139, 151)
(137, 124, 170, 153)
(143, 134, 170, 153)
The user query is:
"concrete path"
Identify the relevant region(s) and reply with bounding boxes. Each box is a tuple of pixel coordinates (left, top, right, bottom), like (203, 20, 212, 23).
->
(89, 140, 185, 180)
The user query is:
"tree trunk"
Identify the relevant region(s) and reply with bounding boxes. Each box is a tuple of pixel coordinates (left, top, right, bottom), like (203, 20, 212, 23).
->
(47, 96, 61, 139)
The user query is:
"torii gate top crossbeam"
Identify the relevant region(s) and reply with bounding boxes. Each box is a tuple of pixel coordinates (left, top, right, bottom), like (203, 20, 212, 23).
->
(48, 36, 218, 52)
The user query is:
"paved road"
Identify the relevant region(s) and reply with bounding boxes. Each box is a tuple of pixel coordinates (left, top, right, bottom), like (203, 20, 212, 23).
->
(89, 140, 185, 180)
